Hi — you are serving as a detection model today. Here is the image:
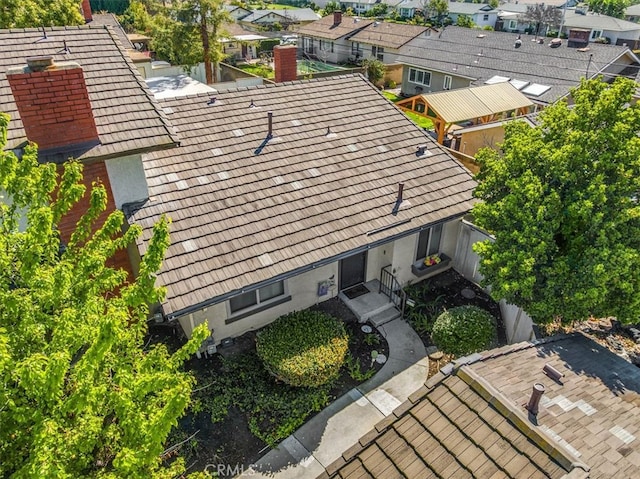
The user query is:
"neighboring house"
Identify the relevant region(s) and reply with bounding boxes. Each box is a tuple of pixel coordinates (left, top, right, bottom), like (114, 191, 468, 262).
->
(221, 22, 268, 62)
(224, 4, 252, 21)
(324, 333, 640, 478)
(625, 3, 640, 23)
(0, 25, 179, 276)
(496, 3, 533, 33)
(238, 8, 320, 31)
(395, 0, 422, 19)
(447, 1, 499, 28)
(296, 13, 374, 63)
(561, 9, 640, 44)
(125, 49, 477, 343)
(397, 25, 640, 105)
(340, 0, 402, 15)
(347, 21, 431, 65)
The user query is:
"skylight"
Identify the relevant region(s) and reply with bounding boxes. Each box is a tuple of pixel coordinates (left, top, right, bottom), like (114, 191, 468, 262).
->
(509, 79, 529, 90)
(522, 83, 551, 96)
(484, 75, 510, 84)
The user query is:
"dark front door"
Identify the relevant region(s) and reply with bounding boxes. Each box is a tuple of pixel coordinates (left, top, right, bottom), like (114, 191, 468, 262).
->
(339, 251, 367, 291)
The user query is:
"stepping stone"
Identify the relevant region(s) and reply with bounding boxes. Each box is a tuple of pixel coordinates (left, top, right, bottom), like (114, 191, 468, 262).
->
(461, 288, 476, 299)
(429, 351, 444, 361)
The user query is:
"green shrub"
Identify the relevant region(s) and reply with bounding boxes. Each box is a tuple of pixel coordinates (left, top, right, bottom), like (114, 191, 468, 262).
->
(431, 306, 497, 356)
(257, 310, 349, 387)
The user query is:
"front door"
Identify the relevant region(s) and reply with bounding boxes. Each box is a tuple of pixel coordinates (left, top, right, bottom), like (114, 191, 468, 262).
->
(339, 251, 367, 291)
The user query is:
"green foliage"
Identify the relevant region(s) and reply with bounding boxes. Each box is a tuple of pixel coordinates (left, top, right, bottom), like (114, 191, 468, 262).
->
(0, 113, 209, 477)
(456, 14, 475, 28)
(345, 354, 376, 381)
(321, 0, 341, 15)
(488, 0, 499, 7)
(588, 0, 630, 18)
(236, 63, 275, 79)
(192, 352, 331, 446)
(0, 0, 84, 28)
(424, 0, 449, 26)
(362, 58, 386, 85)
(473, 78, 640, 325)
(120, 0, 153, 33)
(91, 0, 131, 15)
(258, 38, 281, 52)
(524, 4, 562, 36)
(256, 310, 349, 388)
(363, 332, 380, 346)
(432, 306, 497, 356)
(363, 3, 389, 17)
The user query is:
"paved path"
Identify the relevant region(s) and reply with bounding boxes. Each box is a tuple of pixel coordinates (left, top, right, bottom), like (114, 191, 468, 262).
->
(240, 319, 428, 478)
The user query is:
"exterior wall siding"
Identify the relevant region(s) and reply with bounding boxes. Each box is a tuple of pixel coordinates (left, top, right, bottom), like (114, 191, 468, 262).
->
(105, 154, 149, 209)
(400, 66, 472, 96)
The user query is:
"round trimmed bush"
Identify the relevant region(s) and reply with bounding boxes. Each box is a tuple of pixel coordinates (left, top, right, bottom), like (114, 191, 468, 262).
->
(256, 310, 349, 388)
(431, 305, 497, 356)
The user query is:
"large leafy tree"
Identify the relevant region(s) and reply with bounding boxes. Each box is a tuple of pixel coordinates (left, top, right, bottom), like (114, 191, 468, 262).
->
(422, 0, 449, 26)
(524, 4, 562, 37)
(472, 78, 640, 325)
(0, 0, 84, 28)
(0, 112, 208, 477)
(588, 0, 630, 19)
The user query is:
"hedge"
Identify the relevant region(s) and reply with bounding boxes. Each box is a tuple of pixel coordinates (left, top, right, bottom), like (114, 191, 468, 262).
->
(432, 305, 497, 357)
(256, 310, 349, 388)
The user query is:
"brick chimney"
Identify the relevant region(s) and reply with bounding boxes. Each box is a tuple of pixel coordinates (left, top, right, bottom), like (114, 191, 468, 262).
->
(7, 56, 99, 152)
(81, 0, 93, 22)
(273, 45, 298, 83)
(333, 11, 342, 25)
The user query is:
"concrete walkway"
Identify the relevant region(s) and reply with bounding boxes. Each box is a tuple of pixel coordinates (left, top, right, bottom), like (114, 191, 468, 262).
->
(241, 319, 428, 478)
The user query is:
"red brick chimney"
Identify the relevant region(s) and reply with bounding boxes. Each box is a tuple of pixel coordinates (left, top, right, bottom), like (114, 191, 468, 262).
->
(81, 0, 93, 22)
(7, 56, 99, 152)
(273, 45, 298, 83)
(333, 11, 342, 25)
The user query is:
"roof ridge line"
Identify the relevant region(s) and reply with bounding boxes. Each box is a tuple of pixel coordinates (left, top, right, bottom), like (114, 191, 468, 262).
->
(456, 366, 590, 475)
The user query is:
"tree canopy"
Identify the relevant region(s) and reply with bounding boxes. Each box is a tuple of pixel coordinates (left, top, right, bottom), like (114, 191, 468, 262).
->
(524, 4, 562, 37)
(0, 112, 208, 477)
(472, 78, 640, 325)
(422, 0, 449, 26)
(0, 0, 84, 28)
(588, 0, 630, 19)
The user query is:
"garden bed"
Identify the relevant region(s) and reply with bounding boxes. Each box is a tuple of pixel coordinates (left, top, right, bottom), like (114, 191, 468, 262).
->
(158, 297, 388, 477)
(404, 269, 506, 350)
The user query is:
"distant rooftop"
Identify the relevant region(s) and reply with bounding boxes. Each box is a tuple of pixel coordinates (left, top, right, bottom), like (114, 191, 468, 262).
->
(145, 75, 217, 100)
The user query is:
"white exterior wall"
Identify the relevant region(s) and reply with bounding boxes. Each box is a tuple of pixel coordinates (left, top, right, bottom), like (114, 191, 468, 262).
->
(362, 45, 401, 65)
(176, 218, 464, 342)
(178, 262, 339, 343)
(105, 154, 149, 209)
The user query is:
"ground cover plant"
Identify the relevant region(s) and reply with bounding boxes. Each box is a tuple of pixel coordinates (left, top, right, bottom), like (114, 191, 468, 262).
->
(161, 298, 388, 476)
(432, 305, 497, 356)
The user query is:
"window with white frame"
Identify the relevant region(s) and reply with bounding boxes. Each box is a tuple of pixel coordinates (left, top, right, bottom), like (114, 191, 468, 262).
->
(508, 19, 517, 30)
(352, 42, 363, 57)
(443, 75, 452, 90)
(229, 281, 286, 315)
(409, 68, 431, 87)
(415, 224, 443, 261)
(591, 30, 602, 39)
(372, 45, 384, 61)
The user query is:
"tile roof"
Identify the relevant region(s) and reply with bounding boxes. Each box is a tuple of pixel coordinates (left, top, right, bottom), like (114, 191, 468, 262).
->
(296, 15, 374, 41)
(348, 22, 429, 50)
(89, 13, 134, 49)
(469, 333, 640, 479)
(126, 75, 477, 316)
(0, 26, 179, 161)
(322, 369, 573, 478)
(447, 1, 496, 15)
(397, 25, 639, 104)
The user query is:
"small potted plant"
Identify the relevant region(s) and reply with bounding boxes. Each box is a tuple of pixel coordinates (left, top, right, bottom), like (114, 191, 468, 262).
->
(424, 254, 441, 267)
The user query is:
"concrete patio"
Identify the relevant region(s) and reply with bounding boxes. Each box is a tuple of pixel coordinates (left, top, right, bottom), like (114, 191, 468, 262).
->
(241, 318, 428, 478)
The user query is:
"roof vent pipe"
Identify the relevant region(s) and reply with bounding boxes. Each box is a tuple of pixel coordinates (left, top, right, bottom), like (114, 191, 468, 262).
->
(268, 111, 273, 138)
(417, 144, 429, 156)
(397, 183, 404, 203)
(543, 364, 564, 382)
(525, 383, 545, 416)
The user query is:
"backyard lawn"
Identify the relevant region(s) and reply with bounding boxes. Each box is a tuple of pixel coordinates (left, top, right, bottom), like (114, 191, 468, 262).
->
(236, 63, 275, 79)
(382, 90, 434, 130)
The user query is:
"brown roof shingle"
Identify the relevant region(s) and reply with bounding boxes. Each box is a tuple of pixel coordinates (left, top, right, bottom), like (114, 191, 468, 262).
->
(127, 74, 477, 316)
(349, 22, 429, 50)
(324, 372, 570, 479)
(0, 26, 179, 161)
(296, 15, 373, 41)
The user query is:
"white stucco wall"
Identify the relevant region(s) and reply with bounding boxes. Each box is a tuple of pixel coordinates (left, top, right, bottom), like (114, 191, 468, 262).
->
(178, 262, 339, 343)
(105, 154, 149, 209)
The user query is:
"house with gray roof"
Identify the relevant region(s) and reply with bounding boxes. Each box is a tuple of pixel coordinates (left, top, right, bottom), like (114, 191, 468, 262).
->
(340, 0, 403, 16)
(397, 25, 640, 105)
(238, 8, 320, 31)
(126, 70, 477, 343)
(447, 1, 499, 28)
(323, 332, 640, 478)
(626, 4, 640, 23)
(561, 9, 640, 45)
